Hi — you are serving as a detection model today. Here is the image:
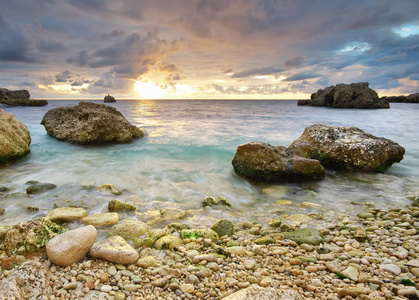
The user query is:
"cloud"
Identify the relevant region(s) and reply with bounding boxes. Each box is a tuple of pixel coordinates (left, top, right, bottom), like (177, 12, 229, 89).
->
(284, 56, 305, 68)
(283, 72, 322, 82)
(37, 40, 65, 53)
(377, 51, 407, 62)
(231, 67, 284, 78)
(158, 62, 179, 73)
(67, 50, 90, 67)
(55, 70, 73, 82)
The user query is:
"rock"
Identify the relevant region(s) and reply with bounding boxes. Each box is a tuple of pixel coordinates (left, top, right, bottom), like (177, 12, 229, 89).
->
(132, 229, 166, 249)
(254, 236, 275, 245)
(341, 266, 359, 281)
(202, 196, 232, 207)
(89, 235, 139, 264)
(290, 124, 405, 172)
(180, 228, 219, 241)
(268, 219, 282, 228)
(137, 255, 157, 268)
(1, 255, 26, 270)
(337, 288, 368, 297)
(383, 93, 419, 103)
(104, 94, 116, 102)
(298, 82, 389, 108)
(0, 108, 31, 165)
(380, 263, 401, 275)
(155, 235, 183, 250)
(46, 225, 97, 267)
(53, 198, 88, 209)
(0, 261, 50, 299)
(146, 208, 187, 226)
(45, 207, 88, 223)
(40, 101, 144, 144)
(107, 219, 149, 240)
(26, 182, 56, 194)
(211, 219, 234, 237)
(406, 259, 419, 268)
(283, 228, 324, 245)
(232, 141, 325, 184)
(0, 88, 48, 106)
(286, 214, 313, 223)
(81, 212, 119, 227)
(108, 199, 136, 211)
(0, 218, 66, 255)
(222, 285, 304, 300)
(96, 183, 122, 195)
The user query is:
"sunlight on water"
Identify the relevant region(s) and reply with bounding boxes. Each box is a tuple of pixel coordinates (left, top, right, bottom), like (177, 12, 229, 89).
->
(0, 100, 418, 227)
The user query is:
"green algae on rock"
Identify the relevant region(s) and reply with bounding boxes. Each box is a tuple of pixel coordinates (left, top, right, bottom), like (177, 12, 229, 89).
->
(211, 219, 234, 237)
(108, 199, 136, 212)
(283, 228, 324, 245)
(0, 218, 66, 256)
(202, 196, 232, 208)
(155, 235, 183, 250)
(180, 228, 219, 242)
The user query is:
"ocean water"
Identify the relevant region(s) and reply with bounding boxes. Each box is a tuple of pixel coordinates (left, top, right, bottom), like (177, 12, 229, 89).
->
(1, 100, 418, 228)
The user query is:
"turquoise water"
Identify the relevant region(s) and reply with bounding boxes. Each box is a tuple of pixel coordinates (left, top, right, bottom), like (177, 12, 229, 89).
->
(1, 100, 418, 227)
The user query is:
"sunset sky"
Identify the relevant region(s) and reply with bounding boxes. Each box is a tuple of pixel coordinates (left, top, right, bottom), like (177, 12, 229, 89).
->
(1, 0, 419, 99)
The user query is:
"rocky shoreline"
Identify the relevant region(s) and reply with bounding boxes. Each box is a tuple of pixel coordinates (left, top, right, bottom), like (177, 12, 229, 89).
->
(0, 193, 418, 299)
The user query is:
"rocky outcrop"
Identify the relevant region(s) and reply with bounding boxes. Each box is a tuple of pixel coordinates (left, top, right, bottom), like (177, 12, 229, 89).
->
(298, 82, 389, 108)
(290, 124, 405, 172)
(382, 93, 419, 103)
(104, 94, 116, 102)
(0, 109, 31, 166)
(0, 88, 48, 106)
(40, 101, 144, 144)
(232, 142, 325, 184)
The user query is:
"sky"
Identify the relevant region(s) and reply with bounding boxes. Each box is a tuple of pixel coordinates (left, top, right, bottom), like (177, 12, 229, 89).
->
(0, 0, 419, 99)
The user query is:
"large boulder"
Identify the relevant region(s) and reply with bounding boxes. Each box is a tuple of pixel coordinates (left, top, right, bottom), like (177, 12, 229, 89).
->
(40, 101, 144, 144)
(0, 109, 31, 165)
(290, 124, 405, 172)
(232, 142, 325, 184)
(0, 88, 47, 106)
(298, 82, 389, 108)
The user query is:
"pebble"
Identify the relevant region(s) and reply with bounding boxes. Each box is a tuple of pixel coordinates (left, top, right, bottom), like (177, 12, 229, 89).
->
(100, 285, 112, 292)
(380, 263, 401, 275)
(243, 259, 256, 270)
(180, 283, 194, 293)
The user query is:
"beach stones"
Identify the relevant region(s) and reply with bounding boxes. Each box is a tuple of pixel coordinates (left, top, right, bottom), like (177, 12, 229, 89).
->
(290, 124, 405, 172)
(283, 228, 324, 245)
(107, 219, 149, 240)
(232, 141, 325, 184)
(45, 207, 88, 223)
(26, 182, 56, 194)
(211, 219, 234, 237)
(89, 235, 139, 264)
(223, 285, 304, 300)
(81, 212, 119, 227)
(40, 101, 144, 145)
(46, 225, 97, 267)
(108, 199, 136, 212)
(0, 108, 31, 166)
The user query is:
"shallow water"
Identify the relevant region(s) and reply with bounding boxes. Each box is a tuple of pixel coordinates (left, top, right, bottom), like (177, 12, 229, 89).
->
(0, 100, 418, 228)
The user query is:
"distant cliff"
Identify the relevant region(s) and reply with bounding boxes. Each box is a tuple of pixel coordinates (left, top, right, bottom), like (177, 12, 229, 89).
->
(0, 88, 48, 106)
(381, 93, 419, 103)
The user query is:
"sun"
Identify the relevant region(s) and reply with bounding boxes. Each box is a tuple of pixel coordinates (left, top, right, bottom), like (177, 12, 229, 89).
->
(134, 80, 167, 99)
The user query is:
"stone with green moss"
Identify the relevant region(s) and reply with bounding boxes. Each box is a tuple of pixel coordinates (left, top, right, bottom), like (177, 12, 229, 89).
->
(0, 208, 4, 215)
(132, 229, 166, 249)
(168, 223, 190, 230)
(283, 228, 324, 245)
(268, 219, 282, 228)
(155, 235, 183, 250)
(211, 219, 234, 237)
(26, 182, 56, 194)
(0, 218, 66, 255)
(180, 228, 219, 242)
(297, 256, 317, 264)
(108, 199, 136, 212)
(254, 236, 275, 245)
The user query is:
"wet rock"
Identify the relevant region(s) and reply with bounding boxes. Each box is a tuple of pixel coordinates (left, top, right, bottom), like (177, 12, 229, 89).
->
(223, 285, 304, 300)
(290, 124, 405, 172)
(96, 183, 122, 195)
(45, 207, 88, 223)
(202, 196, 232, 207)
(0, 218, 66, 255)
(41, 101, 144, 144)
(81, 212, 119, 227)
(0, 260, 50, 299)
(146, 208, 187, 226)
(26, 182, 56, 194)
(180, 228, 219, 241)
(46, 225, 97, 267)
(283, 228, 324, 245)
(232, 141, 325, 184)
(211, 219, 234, 237)
(286, 214, 313, 223)
(155, 235, 183, 250)
(0, 88, 47, 106)
(298, 82, 389, 108)
(1, 255, 25, 270)
(89, 235, 139, 264)
(254, 236, 275, 245)
(268, 219, 282, 228)
(137, 255, 157, 268)
(108, 199, 136, 211)
(132, 229, 166, 249)
(53, 198, 88, 209)
(107, 219, 149, 240)
(0, 108, 31, 166)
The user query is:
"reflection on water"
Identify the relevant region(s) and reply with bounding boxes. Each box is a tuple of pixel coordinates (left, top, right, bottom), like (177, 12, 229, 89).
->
(0, 100, 418, 227)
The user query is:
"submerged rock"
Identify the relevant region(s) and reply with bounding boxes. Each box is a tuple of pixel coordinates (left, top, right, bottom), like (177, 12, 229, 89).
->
(0, 218, 66, 255)
(81, 212, 119, 227)
(283, 228, 324, 245)
(26, 182, 56, 194)
(232, 142, 325, 184)
(108, 199, 136, 212)
(0, 88, 47, 106)
(290, 124, 405, 172)
(202, 196, 232, 208)
(0, 108, 31, 166)
(298, 82, 389, 108)
(97, 183, 122, 195)
(40, 101, 144, 144)
(107, 219, 149, 240)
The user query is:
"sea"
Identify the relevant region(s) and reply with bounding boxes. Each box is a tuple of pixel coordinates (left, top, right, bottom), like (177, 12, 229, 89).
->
(1, 100, 418, 230)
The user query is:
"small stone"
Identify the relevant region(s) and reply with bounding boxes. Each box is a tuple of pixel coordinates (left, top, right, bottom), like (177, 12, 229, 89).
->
(338, 288, 368, 297)
(254, 236, 274, 245)
(108, 199, 136, 212)
(243, 259, 256, 270)
(137, 256, 157, 268)
(108, 266, 117, 276)
(101, 285, 113, 292)
(380, 263, 401, 275)
(407, 259, 419, 268)
(114, 292, 126, 300)
(123, 284, 137, 292)
(45, 207, 88, 223)
(341, 266, 359, 281)
(81, 212, 119, 227)
(155, 236, 183, 250)
(300, 244, 314, 252)
(63, 282, 78, 290)
(326, 261, 341, 273)
(290, 258, 303, 265)
(397, 287, 417, 297)
(305, 266, 318, 272)
(180, 283, 194, 294)
(199, 268, 212, 277)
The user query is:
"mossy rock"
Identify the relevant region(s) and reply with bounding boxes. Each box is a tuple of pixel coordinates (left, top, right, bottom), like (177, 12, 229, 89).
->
(268, 219, 282, 228)
(283, 228, 324, 245)
(254, 236, 275, 245)
(0, 208, 4, 215)
(132, 229, 166, 249)
(211, 219, 234, 237)
(180, 228, 219, 242)
(107, 219, 149, 240)
(0, 218, 66, 255)
(202, 196, 232, 208)
(26, 183, 56, 194)
(108, 199, 136, 212)
(155, 235, 183, 250)
(168, 223, 190, 230)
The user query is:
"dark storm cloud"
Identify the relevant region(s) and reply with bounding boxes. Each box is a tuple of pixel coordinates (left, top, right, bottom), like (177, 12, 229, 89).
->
(284, 57, 304, 68)
(37, 40, 65, 53)
(55, 70, 73, 82)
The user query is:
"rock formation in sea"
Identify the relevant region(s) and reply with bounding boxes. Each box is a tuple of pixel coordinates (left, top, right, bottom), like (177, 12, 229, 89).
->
(381, 93, 419, 103)
(0, 108, 31, 166)
(104, 94, 116, 102)
(40, 101, 144, 145)
(0, 88, 48, 106)
(290, 124, 405, 172)
(232, 141, 325, 184)
(297, 82, 389, 108)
